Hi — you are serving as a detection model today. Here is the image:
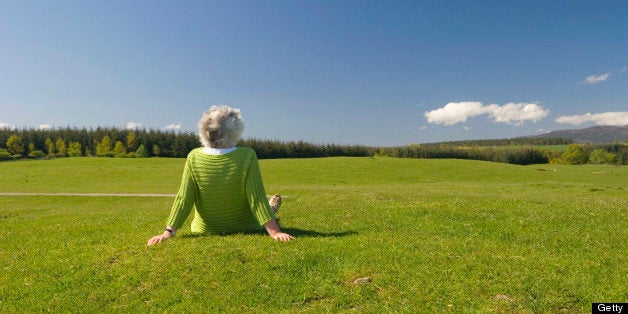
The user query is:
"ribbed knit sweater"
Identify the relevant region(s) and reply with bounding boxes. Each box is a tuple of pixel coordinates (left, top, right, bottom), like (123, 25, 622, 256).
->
(166, 147, 275, 234)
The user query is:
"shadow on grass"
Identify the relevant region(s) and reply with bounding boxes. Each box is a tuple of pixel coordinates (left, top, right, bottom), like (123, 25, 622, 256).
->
(179, 228, 357, 239)
(281, 227, 357, 238)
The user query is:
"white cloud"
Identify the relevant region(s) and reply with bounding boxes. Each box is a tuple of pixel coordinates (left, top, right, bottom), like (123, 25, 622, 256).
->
(578, 67, 628, 86)
(584, 73, 610, 85)
(164, 123, 182, 131)
(126, 122, 143, 130)
(556, 112, 628, 126)
(36, 124, 51, 130)
(0, 122, 14, 129)
(486, 103, 549, 125)
(424, 102, 548, 126)
(424, 102, 488, 125)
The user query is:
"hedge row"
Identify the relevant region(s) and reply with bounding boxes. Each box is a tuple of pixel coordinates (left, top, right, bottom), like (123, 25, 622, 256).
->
(1, 127, 626, 165)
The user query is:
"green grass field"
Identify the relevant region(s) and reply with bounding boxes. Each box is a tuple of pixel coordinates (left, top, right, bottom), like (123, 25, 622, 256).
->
(1, 157, 626, 312)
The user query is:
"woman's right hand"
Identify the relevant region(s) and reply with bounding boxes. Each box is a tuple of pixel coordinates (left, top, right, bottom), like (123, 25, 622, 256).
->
(147, 232, 172, 246)
(264, 219, 294, 242)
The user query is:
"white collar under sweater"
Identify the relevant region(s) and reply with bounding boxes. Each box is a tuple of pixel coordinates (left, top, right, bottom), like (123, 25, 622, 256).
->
(201, 147, 237, 155)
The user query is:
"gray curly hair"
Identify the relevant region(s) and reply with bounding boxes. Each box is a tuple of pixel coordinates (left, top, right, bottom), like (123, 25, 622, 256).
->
(198, 105, 245, 148)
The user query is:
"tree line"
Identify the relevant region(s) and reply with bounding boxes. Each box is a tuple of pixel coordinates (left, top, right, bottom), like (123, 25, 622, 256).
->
(0, 127, 199, 159)
(1, 127, 626, 165)
(426, 137, 573, 147)
(376, 142, 627, 165)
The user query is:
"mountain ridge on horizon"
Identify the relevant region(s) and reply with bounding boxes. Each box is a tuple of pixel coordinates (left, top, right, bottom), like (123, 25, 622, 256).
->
(524, 125, 628, 144)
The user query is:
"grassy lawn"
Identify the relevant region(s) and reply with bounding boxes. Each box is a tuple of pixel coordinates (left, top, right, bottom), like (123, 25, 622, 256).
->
(1, 157, 626, 312)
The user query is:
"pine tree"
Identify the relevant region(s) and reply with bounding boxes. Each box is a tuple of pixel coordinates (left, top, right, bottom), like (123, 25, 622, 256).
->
(6, 134, 24, 156)
(136, 144, 150, 158)
(68, 142, 82, 157)
(28, 143, 45, 158)
(96, 135, 113, 157)
(126, 131, 138, 152)
(55, 138, 67, 157)
(113, 141, 126, 157)
(45, 138, 56, 157)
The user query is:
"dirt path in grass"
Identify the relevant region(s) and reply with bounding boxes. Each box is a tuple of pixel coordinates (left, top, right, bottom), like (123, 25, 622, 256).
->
(0, 192, 177, 197)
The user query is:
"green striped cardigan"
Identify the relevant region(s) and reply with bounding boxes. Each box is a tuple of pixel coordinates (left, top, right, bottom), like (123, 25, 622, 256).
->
(166, 147, 275, 234)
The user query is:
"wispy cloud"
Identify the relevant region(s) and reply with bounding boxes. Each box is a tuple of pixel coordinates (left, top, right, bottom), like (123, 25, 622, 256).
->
(556, 112, 628, 126)
(126, 122, 143, 130)
(424, 102, 548, 126)
(164, 123, 182, 131)
(580, 66, 628, 85)
(36, 124, 51, 130)
(583, 73, 610, 85)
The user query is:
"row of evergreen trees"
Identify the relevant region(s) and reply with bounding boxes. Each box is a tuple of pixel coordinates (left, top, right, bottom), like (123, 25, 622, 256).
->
(428, 137, 573, 147)
(238, 139, 376, 159)
(377, 143, 627, 165)
(1, 127, 626, 165)
(0, 127, 199, 159)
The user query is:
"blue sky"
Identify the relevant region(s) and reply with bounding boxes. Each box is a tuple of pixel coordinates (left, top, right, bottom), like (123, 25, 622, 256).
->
(1, 1, 627, 146)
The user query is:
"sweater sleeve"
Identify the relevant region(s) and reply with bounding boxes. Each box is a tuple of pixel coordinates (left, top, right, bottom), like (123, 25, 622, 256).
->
(245, 152, 275, 226)
(166, 157, 197, 229)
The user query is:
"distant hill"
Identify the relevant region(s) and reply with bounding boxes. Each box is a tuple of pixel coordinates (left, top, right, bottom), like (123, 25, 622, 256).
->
(526, 125, 628, 144)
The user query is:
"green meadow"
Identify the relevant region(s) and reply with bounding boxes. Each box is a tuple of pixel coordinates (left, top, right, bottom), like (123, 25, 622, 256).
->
(0, 157, 626, 312)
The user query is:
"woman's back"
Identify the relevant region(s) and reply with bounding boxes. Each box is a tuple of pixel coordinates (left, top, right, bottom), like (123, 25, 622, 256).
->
(167, 147, 275, 234)
(148, 105, 292, 245)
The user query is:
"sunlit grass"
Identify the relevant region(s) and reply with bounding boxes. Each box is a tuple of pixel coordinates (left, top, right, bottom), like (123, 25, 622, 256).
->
(0, 157, 626, 312)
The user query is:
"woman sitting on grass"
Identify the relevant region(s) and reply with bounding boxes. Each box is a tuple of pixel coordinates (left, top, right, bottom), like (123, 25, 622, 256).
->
(147, 106, 293, 245)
